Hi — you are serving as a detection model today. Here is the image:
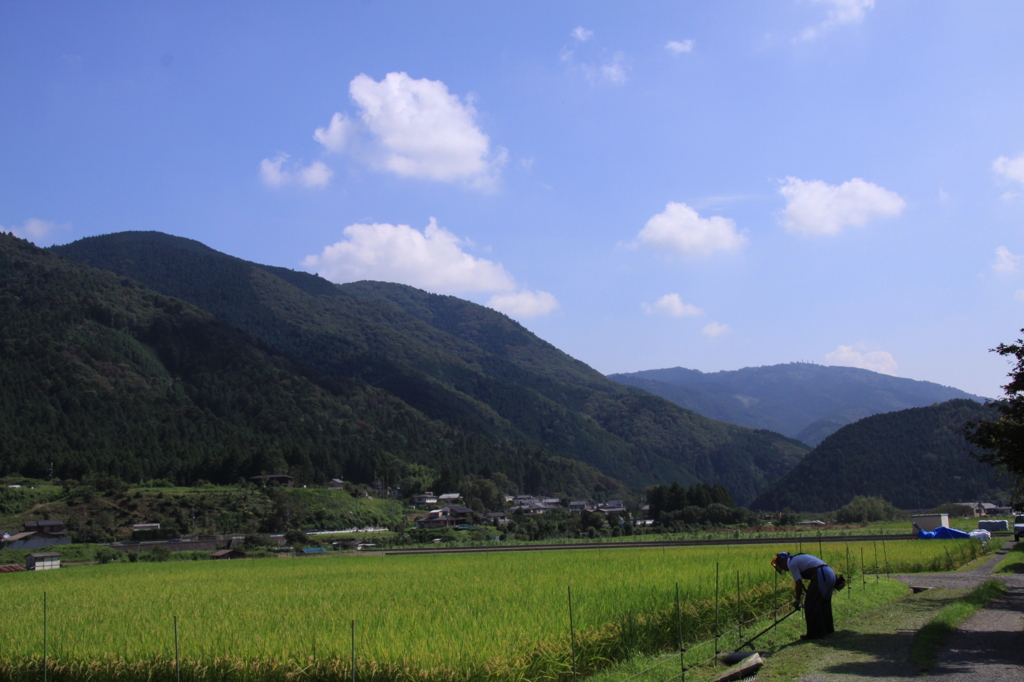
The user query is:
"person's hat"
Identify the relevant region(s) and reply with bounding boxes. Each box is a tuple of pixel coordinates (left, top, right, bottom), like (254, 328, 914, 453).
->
(770, 552, 789, 571)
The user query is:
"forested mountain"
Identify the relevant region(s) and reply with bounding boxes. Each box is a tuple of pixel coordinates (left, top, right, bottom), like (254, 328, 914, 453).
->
(48, 231, 810, 504)
(608, 364, 982, 446)
(749, 399, 1004, 512)
(2, 232, 623, 497)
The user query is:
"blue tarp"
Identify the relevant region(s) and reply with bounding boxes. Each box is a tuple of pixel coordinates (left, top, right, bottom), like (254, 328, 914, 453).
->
(916, 526, 971, 540)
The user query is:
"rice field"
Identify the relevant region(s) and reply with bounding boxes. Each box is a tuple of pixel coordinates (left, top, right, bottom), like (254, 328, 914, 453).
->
(0, 538, 990, 682)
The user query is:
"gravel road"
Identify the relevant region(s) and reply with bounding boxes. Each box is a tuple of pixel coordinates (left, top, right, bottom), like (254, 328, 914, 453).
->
(889, 548, 1024, 682)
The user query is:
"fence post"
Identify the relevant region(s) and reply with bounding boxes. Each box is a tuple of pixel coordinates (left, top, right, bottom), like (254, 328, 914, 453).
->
(174, 615, 180, 682)
(860, 548, 865, 590)
(845, 543, 851, 601)
(873, 541, 879, 583)
(714, 563, 720, 659)
(818, 531, 823, 558)
(773, 570, 778, 649)
(675, 583, 686, 682)
(736, 572, 742, 649)
(43, 592, 47, 682)
(567, 586, 578, 682)
(882, 538, 890, 577)
(351, 620, 356, 682)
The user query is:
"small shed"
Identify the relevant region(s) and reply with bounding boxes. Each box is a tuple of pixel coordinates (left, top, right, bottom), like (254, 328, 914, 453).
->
(210, 549, 246, 560)
(26, 553, 61, 571)
(912, 513, 948, 532)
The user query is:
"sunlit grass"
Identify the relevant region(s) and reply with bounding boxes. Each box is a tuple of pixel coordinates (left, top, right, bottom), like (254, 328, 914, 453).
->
(0, 539, 989, 681)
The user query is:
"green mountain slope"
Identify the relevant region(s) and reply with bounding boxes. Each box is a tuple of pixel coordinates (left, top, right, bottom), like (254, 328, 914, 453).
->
(749, 399, 1004, 512)
(0, 233, 621, 498)
(52, 231, 809, 504)
(609, 363, 982, 446)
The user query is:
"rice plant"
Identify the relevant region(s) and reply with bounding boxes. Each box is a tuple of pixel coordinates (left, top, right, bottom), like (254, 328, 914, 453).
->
(0, 539, 985, 681)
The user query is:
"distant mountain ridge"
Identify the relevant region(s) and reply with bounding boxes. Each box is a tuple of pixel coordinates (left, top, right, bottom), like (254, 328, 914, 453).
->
(47, 231, 810, 504)
(608, 364, 983, 446)
(750, 399, 1003, 511)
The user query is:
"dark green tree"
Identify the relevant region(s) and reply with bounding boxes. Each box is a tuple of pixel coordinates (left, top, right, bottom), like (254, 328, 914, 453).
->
(965, 332, 1024, 502)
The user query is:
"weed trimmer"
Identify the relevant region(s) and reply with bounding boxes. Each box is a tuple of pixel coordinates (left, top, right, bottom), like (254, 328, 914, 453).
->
(735, 604, 800, 652)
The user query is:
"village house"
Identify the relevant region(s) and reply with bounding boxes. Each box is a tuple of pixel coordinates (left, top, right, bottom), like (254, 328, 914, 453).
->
(953, 502, 1000, 517)
(249, 474, 294, 487)
(415, 505, 474, 529)
(1, 520, 72, 551)
(484, 512, 508, 526)
(597, 500, 628, 515)
(412, 492, 439, 508)
(508, 497, 556, 515)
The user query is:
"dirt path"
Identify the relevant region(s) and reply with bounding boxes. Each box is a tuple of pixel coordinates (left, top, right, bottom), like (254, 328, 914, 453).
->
(919, 584, 1024, 682)
(761, 545, 1024, 682)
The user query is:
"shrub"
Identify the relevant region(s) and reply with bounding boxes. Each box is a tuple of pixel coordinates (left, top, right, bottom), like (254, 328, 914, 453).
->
(284, 529, 310, 547)
(836, 496, 903, 524)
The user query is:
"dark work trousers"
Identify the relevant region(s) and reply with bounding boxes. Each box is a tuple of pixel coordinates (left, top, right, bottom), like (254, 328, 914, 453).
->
(802, 565, 836, 639)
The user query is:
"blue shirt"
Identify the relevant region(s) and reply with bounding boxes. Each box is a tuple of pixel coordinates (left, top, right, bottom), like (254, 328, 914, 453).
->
(787, 553, 826, 583)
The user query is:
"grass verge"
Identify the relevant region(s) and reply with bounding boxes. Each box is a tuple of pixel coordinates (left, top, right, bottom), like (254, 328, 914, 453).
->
(584, 578, 910, 682)
(908, 579, 1005, 670)
(993, 541, 1024, 574)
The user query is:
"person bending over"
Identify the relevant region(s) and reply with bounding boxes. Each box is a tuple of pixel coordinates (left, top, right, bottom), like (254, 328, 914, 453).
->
(771, 551, 836, 640)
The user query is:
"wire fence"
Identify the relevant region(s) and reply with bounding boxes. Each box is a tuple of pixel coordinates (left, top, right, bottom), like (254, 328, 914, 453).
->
(14, 537, 994, 682)
(606, 536, 995, 682)
(602, 556, 882, 682)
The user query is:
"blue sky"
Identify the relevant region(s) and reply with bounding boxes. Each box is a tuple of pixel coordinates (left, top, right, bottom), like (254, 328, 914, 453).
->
(3, 1, 1024, 398)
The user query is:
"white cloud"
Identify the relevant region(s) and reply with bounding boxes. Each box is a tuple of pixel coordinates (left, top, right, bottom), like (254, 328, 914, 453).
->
(993, 153, 1024, 186)
(1014, 290, 1024, 302)
(779, 177, 905, 236)
(348, 72, 503, 188)
(642, 293, 703, 318)
(638, 202, 747, 257)
(993, 246, 1021, 274)
(561, 41, 628, 86)
(798, 0, 875, 41)
(259, 155, 289, 187)
(825, 344, 897, 375)
(3, 218, 68, 246)
(487, 290, 561, 318)
(300, 161, 333, 187)
(702, 322, 729, 338)
(572, 26, 594, 42)
(259, 154, 332, 188)
(313, 112, 354, 153)
(599, 52, 628, 84)
(303, 218, 516, 295)
(665, 40, 695, 54)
